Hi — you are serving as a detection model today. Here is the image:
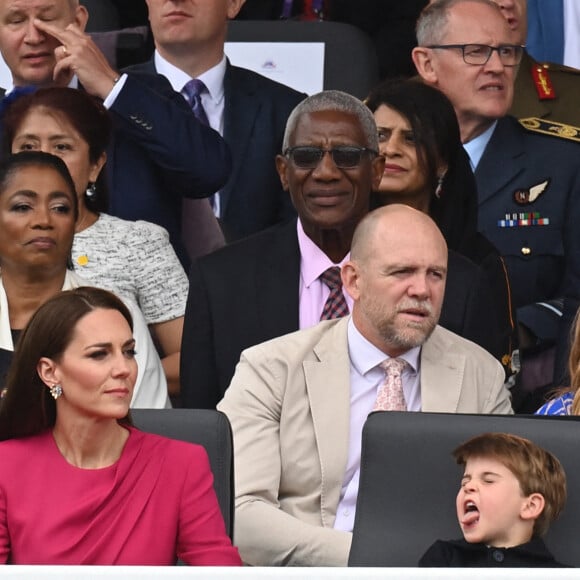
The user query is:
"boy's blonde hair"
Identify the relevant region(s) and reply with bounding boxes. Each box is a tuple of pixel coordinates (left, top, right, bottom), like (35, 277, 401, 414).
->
(453, 433, 567, 537)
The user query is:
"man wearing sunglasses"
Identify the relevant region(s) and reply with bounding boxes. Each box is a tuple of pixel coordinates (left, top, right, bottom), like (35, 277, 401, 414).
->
(181, 90, 382, 409)
(413, 0, 580, 390)
(181, 89, 503, 410)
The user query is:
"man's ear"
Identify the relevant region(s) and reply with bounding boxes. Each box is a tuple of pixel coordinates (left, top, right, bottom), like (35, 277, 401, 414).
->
(342, 261, 361, 302)
(412, 47, 438, 84)
(227, 0, 246, 20)
(275, 154, 290, 191)
(371, 154, 386, 191)
(520, 492, 545, 522)
(74, 4, 89, 32)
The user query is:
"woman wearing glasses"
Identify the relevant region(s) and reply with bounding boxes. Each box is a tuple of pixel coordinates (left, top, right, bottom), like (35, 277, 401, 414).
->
(366, 77, 514, 370)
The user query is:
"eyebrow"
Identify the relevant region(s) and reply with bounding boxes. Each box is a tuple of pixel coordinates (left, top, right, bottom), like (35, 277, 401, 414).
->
(462, 470, 501, 480)
(481, 471, 501, 478)
(84, 339, 136, 351)
(15, 133, 74, 141)
(6, 4, 58, 16)
(7, 190, 73, 202)
(377, 125, 413, 133)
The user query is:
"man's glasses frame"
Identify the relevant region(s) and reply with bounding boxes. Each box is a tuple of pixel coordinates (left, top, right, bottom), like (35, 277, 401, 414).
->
(284, 146, 378, 169)
(426, 43, 525, 66)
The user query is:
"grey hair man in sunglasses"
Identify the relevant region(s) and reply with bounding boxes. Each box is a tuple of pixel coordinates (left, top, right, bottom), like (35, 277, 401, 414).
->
(181, 89, 503, 411)
(413, 0, 580, 392)
(181, 90, 384, 410)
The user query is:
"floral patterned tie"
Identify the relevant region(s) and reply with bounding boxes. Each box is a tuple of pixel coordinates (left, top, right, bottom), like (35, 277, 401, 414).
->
(373, 358, 408, 411)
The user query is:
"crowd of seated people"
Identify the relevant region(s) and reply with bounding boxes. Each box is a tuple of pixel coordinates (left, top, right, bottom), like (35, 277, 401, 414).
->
(0, 0, 578, 568)
(1, 87, 188, 396)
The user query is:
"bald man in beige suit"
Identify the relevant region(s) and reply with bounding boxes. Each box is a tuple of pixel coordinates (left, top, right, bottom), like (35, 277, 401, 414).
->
(219, 205, 513, 567)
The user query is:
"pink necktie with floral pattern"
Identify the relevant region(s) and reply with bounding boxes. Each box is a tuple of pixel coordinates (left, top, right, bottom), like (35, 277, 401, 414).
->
(373, 358, 408, 411)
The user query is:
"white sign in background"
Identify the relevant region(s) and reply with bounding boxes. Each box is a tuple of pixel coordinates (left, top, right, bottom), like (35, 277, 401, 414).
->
(225, 42, 325, 96)
(0, 42, 326, 95)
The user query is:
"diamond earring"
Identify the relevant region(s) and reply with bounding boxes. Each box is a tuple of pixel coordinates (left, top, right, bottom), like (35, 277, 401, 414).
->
(50, 384, 63, 400)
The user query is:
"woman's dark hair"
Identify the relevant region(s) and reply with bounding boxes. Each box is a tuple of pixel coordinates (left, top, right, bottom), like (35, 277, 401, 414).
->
(365, 77, 479, 251)
(0, 287, 134, 440)
(1, 87, 112, 213)
(0, 151, 79, 221)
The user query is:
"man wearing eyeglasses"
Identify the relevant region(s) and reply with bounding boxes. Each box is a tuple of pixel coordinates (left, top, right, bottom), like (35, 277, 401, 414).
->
(413, 0, 580, 389)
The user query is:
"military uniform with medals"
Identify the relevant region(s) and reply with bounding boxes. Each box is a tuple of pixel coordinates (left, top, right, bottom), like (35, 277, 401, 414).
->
(474, 115, 580, 387)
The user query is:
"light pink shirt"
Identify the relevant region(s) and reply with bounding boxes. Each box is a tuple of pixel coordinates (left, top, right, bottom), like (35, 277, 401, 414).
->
(297, 220, 353, 329)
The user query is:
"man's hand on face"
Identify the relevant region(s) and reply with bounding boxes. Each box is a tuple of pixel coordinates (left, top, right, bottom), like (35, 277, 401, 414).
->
(33, 19, 120, 99)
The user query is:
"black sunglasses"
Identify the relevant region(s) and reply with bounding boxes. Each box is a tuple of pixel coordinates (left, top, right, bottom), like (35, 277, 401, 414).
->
(284, 146, 377, 169)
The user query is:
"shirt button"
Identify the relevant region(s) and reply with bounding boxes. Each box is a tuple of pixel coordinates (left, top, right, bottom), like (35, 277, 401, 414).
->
(343, 510, 350, 517)
(492, 550, 504, 563)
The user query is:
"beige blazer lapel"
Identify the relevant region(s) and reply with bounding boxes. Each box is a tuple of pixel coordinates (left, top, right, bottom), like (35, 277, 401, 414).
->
(420, 326, 466, 412)
(303, 317, 351, 528)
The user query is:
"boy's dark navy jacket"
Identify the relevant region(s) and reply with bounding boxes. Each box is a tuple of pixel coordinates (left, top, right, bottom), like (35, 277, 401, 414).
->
(419, 538, 570, 568)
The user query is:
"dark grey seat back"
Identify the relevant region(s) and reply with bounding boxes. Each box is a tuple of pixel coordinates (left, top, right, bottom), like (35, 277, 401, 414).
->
(131, 408, 234, 539)
(349, 411, 580, 567)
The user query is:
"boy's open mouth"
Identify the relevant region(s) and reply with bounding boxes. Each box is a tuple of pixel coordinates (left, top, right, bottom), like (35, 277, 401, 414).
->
(461, 500, 480, 526)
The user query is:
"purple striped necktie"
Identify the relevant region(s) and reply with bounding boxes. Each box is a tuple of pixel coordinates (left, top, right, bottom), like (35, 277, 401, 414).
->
(181, 78, 214, 259)
(182, 78, 209, 126)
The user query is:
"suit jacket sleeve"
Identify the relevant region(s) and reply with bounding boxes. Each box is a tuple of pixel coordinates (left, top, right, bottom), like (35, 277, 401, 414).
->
(217, 350, 352, 566)
(110, 73, 232, 198)
(180, 258, 221, 409)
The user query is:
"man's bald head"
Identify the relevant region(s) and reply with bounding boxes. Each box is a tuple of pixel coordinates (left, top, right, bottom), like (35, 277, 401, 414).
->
(343, 205, 448, 356)
(351, 205, 447, 267)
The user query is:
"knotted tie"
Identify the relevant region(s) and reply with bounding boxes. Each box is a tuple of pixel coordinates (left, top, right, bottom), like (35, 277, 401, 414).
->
(373, 358, 408, 412)
(182, 78, 209, 126)
(319, 266, 349, 320)
(181, 79, 214, 259)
